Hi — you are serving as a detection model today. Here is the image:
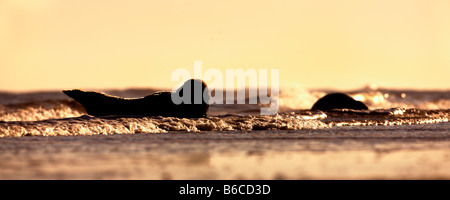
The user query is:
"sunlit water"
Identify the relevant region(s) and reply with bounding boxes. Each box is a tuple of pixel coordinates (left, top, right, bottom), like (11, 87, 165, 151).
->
(0, 86, 448, 137)
(0, 86, 449, 179)
(1, 123, 450, 179)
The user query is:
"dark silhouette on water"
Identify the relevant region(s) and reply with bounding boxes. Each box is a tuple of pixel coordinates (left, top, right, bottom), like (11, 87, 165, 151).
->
(311, 93, 368, 111)
(63, 79, 209, 118)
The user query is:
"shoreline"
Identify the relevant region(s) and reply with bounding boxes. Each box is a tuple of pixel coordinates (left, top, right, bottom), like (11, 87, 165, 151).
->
(1, 122, 449, 179)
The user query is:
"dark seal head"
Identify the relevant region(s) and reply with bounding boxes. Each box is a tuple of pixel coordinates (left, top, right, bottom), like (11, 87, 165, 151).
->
(311, 93, 368, 111)
(172, 79, 210, 117)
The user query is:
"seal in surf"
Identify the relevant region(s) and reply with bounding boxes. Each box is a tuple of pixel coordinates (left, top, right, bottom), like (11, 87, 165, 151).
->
(63, 79, 209, 118)
(311, 93, 368, 111)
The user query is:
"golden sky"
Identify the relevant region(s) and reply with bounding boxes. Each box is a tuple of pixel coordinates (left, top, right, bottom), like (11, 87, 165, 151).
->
(1, 0, 449, 91)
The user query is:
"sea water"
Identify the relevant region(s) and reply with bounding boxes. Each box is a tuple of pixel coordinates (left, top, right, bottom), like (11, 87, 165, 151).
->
(0, 86, 448, 137)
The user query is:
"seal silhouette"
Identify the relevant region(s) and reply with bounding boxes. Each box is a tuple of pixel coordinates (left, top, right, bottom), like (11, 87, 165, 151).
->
(63, 79, 210, 118)
(311, 93, 368, 111)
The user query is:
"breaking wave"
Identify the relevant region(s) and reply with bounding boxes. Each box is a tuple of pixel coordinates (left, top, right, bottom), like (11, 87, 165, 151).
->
(0, 85, 448, 137)
(0, 113, 329, 137)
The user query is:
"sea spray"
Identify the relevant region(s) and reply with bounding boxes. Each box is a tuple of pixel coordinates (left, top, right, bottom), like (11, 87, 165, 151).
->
(0, 87, 449, 137)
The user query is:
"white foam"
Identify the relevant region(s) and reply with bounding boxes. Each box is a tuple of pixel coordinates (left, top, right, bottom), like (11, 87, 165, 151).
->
(0, 113, 330, 137)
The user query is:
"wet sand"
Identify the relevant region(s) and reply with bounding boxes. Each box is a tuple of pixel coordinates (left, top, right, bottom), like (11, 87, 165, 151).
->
(1, 122, 449, 180)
